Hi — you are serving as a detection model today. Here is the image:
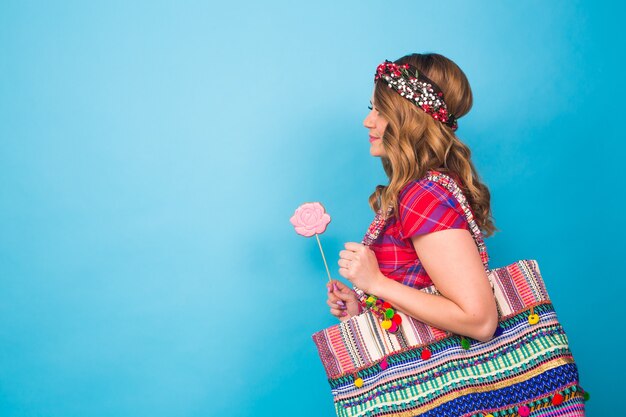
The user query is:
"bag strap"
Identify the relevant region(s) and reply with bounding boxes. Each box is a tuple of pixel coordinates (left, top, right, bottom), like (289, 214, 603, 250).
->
(361, 206, 392, 246)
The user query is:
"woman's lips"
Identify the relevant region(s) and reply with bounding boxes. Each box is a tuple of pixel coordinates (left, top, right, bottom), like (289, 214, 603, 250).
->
(369, 136, 380, 143)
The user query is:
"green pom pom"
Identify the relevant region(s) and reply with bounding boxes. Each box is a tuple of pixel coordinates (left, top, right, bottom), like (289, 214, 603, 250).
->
(461, 337, 471, 350)
(385, 308, 395, 319)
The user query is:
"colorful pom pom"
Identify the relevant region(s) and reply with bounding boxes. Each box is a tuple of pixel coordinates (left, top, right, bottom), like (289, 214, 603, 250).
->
(461, 338, 471, 350)
(552, 393, 564, 405)
(518, 405, 530, 417)
(528, 313, 540, 325)
(388, 322, 399, 333)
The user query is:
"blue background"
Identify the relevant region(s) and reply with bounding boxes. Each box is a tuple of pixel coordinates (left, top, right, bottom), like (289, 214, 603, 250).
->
(1, 1, 623, 416)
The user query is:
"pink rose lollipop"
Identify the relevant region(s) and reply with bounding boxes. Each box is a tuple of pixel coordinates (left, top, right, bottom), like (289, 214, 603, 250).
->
(290, 202, 331, 237)
(291, 202, 332, 282)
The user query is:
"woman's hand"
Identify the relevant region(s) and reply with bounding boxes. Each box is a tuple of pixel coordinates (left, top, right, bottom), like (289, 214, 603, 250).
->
(326, 280, 360, 321)
(338, 242, 385, 294)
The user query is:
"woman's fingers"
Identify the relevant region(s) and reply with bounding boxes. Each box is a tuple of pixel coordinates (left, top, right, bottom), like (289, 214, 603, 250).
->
(326, 298, 346, 309)
(327, 280, 359, 319)
(327, 282, 348, 309)
(328, 294, 345, 307)
(331, 279, 346, 290)
(327, 288, 344, 303)
(328, 298, 348, 317)
(339, 267, 350, 280)
(331, 281, 355, 298)
(330, 308, 348, 318)
(344, 242, 364, 252)
(327, 294, 342, 305)
(338, 249, 352, 260)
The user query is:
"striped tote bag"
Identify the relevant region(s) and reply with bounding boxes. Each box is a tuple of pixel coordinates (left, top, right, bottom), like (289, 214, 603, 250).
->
(312, 172, 585, 417)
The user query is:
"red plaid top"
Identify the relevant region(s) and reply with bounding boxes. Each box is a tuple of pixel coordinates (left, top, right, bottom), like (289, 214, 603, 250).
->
(369, 176, 470, 289)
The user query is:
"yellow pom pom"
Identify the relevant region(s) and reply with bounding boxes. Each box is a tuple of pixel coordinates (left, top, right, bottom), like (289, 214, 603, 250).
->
(381, 319, 392, 330)
(354, 377, 364, 388)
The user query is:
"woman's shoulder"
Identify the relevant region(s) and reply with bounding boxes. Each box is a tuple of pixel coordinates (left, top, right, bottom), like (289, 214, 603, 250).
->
(396, 171, 468, 239)
(399, 171, 458, 207)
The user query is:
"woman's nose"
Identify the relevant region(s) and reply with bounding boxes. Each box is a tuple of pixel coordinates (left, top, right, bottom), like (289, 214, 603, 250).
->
(363, 111, 375, 128)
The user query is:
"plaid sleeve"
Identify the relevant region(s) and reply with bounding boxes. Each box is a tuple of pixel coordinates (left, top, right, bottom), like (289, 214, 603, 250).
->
(397, 179, 468, 240)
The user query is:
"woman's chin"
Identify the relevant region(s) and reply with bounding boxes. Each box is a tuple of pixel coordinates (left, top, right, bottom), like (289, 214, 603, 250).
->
(369, 145, 385, 157)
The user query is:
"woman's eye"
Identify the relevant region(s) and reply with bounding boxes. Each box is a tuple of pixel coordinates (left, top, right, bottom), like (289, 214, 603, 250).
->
(368, 105, 373, 110)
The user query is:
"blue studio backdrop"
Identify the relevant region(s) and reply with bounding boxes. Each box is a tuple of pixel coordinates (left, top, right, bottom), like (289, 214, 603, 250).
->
(1, 1, 623, 416)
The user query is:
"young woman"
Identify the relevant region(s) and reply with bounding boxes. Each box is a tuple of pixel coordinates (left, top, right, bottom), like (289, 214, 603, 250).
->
(326, 53, 498, 342)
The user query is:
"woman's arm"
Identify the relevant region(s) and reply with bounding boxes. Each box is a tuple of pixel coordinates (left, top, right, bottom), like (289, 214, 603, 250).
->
(339, 229, 498, 342)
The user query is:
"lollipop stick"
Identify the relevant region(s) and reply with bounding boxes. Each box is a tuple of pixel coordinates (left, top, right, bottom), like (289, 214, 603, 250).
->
(315, 233, 332, 283)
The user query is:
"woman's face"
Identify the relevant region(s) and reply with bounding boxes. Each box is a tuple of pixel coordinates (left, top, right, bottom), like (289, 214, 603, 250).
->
(363, 96, 388, 158)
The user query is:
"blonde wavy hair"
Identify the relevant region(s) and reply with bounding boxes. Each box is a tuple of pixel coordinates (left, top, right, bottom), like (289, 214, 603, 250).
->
(369, 53, 496, 236)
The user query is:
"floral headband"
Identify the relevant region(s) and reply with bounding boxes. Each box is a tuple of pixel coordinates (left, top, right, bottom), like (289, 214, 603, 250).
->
(375, 60, 458, 131)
